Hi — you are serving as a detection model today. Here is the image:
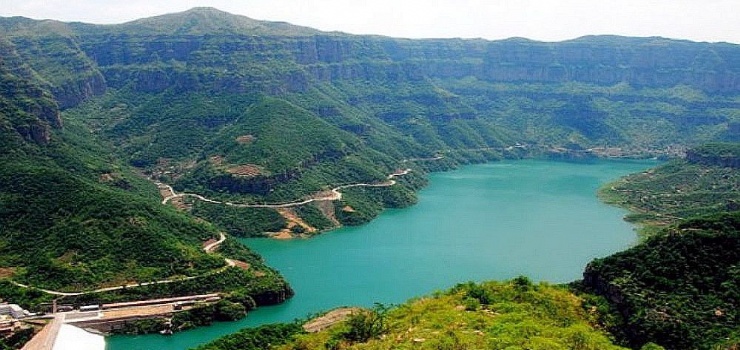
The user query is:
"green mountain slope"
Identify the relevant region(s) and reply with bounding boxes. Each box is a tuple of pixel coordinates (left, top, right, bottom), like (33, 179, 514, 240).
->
(1, 6, 740, 312)
(175, 97, 396, 202)
(2, 8, 730, 236)
(583, 212, 740, 350)
(195, 279, 628, 350)
(600, 143, 740, 236)
(0, 39, 291, 306)
(73, 7, 321, 37)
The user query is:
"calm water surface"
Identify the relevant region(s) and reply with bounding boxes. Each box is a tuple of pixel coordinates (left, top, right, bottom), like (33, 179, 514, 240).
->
(107, 159, 656, 350)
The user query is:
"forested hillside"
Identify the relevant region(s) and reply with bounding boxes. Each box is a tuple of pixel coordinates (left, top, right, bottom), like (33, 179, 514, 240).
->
(0, 33, 291, 306)
(1, 6, 740, 321)
(600, 143, 740, 235)
(583, 212, 740, 350)
(582, 143, 740, 349)
(3, 7, 737, 237)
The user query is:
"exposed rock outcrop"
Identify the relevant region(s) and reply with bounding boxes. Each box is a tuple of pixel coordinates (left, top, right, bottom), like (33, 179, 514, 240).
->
(686, 145, 740, 168)
(68, 31, 740, 95)
(0, 37, 62, 145)
(251, 284, 295, 306)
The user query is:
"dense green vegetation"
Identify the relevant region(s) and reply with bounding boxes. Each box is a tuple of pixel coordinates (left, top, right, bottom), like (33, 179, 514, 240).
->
(0, 49, 232, 291)
(4, 8, 738, 258)
(2, 8, 740, 348)
(192, 323, 305, 350)
(0, 281, 54, 311)
(294, 204, 336, 232)
(0, 327, 34, 350)
(6, 8, 738, 216)
(589, 145, 740, 349)
(583, 212, 740, 350)
(686, 142, 740, 168)
(335, 185, 417, 226)
(334, 174, 424, 226)
(0, 26, 293, 313)
(600, 143, 740, 236)
(194, 279, 628, 350)
(191, 202, 287, 237)
(0, 236, 293, 313)
(63, 266, 292, 308)
(59, 237, 293, 307)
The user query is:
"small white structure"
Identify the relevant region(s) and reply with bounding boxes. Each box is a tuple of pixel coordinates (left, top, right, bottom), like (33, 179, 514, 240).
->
(0, 303, 29, 319)
(79, 305, 100, 312)
(52, 324, 105, 350)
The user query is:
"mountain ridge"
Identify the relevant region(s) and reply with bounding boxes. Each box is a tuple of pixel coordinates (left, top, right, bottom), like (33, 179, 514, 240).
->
(3, 8, 735, 232)
(1, 4, 739, 308)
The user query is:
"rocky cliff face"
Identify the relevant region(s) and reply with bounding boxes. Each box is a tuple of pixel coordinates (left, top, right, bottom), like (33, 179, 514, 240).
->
(686, 144, 740, 168)
(51, 70, 106, 109)
(251, 283, 295, 306)
(0, 38, 62, 145)
(71, 32, 740, 96)
(3, 11, 739, 111)
(1, 18, 107, 109)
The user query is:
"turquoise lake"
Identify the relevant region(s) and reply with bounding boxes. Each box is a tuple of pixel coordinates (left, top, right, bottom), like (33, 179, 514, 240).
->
(106, 159, 657, 350)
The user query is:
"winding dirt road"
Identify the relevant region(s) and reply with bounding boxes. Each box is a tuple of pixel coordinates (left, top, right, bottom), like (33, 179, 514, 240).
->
(12, 169, 413, 297)
(10, 233, 231, 297)
(160, 168, 412, 208)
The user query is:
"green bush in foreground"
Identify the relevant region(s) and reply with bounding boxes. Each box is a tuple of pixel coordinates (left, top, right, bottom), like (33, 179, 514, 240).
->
(197, 279, 626, 350)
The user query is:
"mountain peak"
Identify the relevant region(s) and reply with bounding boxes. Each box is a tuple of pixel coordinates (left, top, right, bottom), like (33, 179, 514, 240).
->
(113, 7, 320, 36)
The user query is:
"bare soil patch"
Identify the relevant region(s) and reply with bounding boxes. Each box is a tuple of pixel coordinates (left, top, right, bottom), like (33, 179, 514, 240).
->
(0, 267, 16, 279)
(102, 304, 174, 320)
(226, 164, 264, 177)
(314, 200, 340, 226)
(209, 155, 224, 166)
(235, 135, 255, 144)
(202, 238, 218, 250)
(158, 186, 175, 199)
(278, 208, 316, 233)
(272, 231, 293, 240)
(267, 208, 318, 239)
(169, 197, 188, 211)
(99, 173, 115, 182)
(230, 260, 250, 270)
(303, 308, 361, 333)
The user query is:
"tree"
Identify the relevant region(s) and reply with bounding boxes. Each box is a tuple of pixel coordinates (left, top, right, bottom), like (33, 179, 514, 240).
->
(340, 303, 390, 343)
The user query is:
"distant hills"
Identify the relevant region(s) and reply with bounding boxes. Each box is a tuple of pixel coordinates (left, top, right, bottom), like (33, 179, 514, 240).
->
(0, 6, 739, 302)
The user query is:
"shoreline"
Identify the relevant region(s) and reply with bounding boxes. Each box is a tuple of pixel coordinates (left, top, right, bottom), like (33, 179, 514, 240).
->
(106, 157, 660, 349)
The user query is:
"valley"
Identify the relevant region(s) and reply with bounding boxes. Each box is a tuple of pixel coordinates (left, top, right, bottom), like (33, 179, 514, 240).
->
(108, 159, 655, 349)
(0, 6, 738, 350)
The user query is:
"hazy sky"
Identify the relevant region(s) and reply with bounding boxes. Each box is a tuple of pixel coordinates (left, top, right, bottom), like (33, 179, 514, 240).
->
(1, 0, 738, 44)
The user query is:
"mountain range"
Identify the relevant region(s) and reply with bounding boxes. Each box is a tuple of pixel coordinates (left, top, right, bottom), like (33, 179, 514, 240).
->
(0, 6, 739, 331)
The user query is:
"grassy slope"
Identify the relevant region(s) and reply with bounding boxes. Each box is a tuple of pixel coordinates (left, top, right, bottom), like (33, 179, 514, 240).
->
(599, 143, 740, 237)
(195, 279, 627, 350)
